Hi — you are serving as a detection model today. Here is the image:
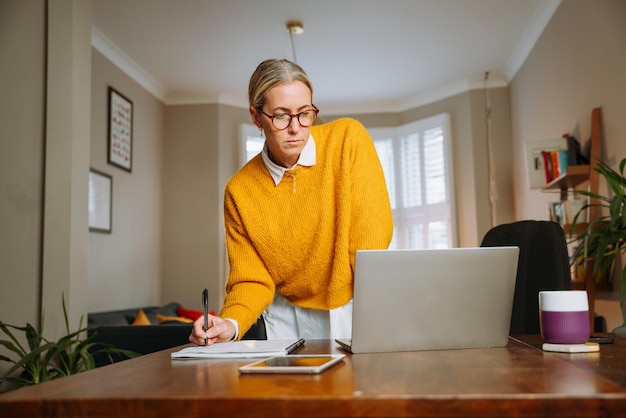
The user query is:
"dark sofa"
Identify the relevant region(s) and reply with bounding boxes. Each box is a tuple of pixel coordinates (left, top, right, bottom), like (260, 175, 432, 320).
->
(88, 302, 266, 367)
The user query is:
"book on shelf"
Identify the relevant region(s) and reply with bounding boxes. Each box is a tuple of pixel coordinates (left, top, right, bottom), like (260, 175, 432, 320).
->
(542, 151, 554, 183)
(541, 149, 572, 184)
(540, 135, 587, 185)
(551, 151, 560, 178)
(557, 150, 569, 175)
(548, 199, 586, 226)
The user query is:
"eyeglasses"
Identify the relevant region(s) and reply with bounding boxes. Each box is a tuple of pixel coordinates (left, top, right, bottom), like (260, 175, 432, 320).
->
(258, 106, 319, 130)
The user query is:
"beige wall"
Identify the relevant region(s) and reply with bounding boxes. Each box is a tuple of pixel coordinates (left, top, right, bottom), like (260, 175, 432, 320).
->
(0, 0, 92, 331)
(42, 0, 92, 339)
(89, 50, 164, 311)
(160, 103, 258, 311)
(1, 0, 92, 386)
(0, 0, 46, 334)
(510, 0, 626, 330)
(161, 104, 220, 310)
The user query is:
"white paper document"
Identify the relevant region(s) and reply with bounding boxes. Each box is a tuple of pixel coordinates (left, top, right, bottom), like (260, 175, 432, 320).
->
(171, 338, 305, 359)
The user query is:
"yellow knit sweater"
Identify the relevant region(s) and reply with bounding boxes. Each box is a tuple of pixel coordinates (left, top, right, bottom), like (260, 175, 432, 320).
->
(221, 118, 393, 338)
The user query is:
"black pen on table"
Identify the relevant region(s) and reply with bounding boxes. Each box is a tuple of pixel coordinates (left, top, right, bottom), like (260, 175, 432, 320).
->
(202, 288, 209, 346)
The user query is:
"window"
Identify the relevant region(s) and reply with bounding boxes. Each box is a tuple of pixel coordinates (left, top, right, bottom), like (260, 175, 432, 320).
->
(239, 113, 456, 250)
(239, 124, 264, 167)
(370, 114, 456, 249)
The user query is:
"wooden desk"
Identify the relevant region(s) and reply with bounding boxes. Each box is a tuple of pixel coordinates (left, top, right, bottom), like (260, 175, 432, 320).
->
(2, 335, 626, 417)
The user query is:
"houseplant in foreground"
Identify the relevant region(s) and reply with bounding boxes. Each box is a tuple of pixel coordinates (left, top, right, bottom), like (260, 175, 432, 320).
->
(0, 295, 138, 389)
(569, 157, 626, 328)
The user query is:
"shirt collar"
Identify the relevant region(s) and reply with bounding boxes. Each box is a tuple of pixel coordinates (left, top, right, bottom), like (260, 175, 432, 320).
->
(262, 135, 316, 185)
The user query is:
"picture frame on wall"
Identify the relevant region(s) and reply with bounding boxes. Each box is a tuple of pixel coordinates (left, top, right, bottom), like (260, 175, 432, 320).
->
(88, 169, 112, 233)
(107, 86, 133, 172)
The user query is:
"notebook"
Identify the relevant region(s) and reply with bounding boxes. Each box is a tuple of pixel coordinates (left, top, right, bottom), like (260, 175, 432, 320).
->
(335, 246, 519, 353)
(171, 338, 304, 359)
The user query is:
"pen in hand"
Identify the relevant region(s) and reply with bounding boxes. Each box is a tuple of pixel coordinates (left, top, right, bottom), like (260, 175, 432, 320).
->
(202, 288, 209, 346)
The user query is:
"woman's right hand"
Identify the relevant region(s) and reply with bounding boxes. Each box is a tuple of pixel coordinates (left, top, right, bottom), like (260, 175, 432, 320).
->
(189, 313, 236, 346)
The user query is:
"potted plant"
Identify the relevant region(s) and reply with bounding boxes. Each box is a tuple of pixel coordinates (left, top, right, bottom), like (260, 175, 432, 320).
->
(0, 295, 137, 390)
(569, 157, 626, 329)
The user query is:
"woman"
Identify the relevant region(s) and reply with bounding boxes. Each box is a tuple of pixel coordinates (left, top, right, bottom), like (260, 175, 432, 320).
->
(190, 59, 393, 345)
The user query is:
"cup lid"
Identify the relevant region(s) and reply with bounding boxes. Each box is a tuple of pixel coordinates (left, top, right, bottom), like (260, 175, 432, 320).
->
(538, 290, 588, 312)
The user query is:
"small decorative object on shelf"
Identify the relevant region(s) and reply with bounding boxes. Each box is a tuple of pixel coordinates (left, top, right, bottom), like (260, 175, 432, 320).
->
(549, 199, 587, 227)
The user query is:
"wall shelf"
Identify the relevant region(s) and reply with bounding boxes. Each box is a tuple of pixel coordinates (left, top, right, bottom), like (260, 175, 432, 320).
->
(540, 107, 606, 330)
(542, 165, 590, 191)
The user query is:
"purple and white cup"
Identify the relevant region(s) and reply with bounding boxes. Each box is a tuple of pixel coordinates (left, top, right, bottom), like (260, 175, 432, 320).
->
(539, 290, 590, 344)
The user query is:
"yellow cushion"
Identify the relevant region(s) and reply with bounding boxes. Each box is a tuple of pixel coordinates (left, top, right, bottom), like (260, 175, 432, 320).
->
(156, 313, 193, 324)
(131, 308, 151, 326)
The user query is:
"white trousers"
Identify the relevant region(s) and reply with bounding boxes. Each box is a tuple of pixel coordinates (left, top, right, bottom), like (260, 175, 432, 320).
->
(263, 293, 352, 340)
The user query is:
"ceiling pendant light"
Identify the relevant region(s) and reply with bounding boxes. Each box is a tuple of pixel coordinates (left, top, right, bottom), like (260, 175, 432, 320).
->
(286, 21, 303, 63)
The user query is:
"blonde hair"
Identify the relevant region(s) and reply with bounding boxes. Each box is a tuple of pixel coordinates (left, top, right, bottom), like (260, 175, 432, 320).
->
(248, 59, 314, 109)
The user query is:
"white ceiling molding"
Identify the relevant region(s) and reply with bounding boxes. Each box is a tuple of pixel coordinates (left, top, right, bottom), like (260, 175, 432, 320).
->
(502, 0, 561, 80)
(91, 26, 168, 102)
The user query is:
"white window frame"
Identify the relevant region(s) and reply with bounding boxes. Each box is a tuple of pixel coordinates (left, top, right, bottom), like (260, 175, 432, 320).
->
(370, 113, 457, 249)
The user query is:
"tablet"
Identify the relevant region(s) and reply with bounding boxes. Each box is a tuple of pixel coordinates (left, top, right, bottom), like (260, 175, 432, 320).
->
(238, 354, 345, 374)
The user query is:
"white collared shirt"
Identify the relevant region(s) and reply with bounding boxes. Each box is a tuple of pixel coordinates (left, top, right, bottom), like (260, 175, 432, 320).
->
(261, 134, 316, 185)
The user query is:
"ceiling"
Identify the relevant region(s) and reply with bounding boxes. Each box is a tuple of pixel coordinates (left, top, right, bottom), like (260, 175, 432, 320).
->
(91, 0, 560, 114)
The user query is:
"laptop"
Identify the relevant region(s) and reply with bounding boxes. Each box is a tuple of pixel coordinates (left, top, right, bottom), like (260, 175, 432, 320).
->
(335, 246, 519, 353)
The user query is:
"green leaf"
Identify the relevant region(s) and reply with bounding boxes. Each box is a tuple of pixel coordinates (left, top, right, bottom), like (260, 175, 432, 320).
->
(0, 354, 16, 363)
(62, 293, 70, 335)
(567, 157, 626, 293)
(0, 322, 28, 354)
(25, 323, 43, 351)
(0, 339, 26, 358)
(596, 161, 626, 196)
(1, 294, 142, 389)
(0, 342, 56, 384)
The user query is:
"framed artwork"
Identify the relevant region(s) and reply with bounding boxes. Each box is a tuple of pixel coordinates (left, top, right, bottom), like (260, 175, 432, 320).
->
(107, 86, 133, 172)
(88, 169, 112, 233)
(523, 138, 567, 189)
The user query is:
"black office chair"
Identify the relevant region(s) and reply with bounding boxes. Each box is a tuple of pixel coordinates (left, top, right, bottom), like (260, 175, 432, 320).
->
(241, 316, 267, 340)
(480, 220, 572, 334)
